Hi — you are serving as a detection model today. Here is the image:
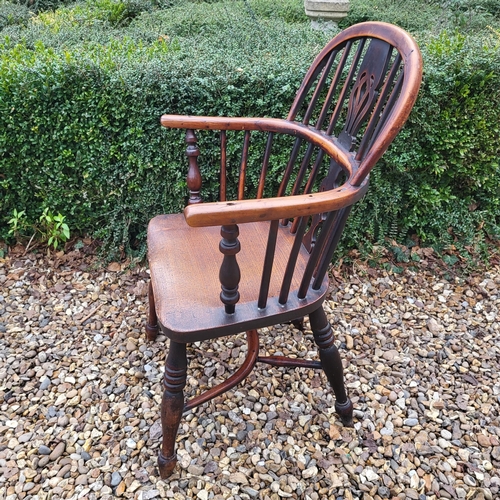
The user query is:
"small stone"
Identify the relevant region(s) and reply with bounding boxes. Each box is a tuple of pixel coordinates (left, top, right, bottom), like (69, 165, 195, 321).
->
(111, 472, 122, 487)
(49, 442, 65, 461)
(243, 486, 259, 498)
(126, 439, 136, 449)
(299, 415, 312, 426)
(427, 318, 442, 334)
(23, 482, 35, 492)
(149, 421, 162, 440)
(441, 430, 452, 440)
(75, 475, 88, 486)
(364, 469, 379, 481)
(203, 461, 219, 474)
(464, 475, 476, 487)
(404, 418, 419, 427)
(346, 335, 354, 349)
(142, 490, 160, 500)
(382, 350, 399, 361)
(229, 472, 249, 484)
(187, 464, 204, 476)
(405, 489, 419, 500)
(40, 377, 51, 390)
(38, 445, 51, 456)
(302, 466, 318, 479)
(111, 481, 124, 496)
(18, 432, 33, 443)
(380, 421, 394, 436)
(477, 434, 491, 447)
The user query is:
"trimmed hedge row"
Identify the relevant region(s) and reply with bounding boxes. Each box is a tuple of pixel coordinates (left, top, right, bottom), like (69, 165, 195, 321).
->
(1, 0, 499, 259)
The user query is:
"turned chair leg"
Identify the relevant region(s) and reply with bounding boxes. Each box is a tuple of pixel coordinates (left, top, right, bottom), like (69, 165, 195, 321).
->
(145, 281, 160, 341)
(310, 306, 354, 427)
(158, 341, 187, 479)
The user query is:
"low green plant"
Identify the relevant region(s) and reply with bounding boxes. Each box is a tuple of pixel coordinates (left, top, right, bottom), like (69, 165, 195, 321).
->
(7, 208, 29, 240)
(39, 208, 70, 250)
(6, 207, 70, 250)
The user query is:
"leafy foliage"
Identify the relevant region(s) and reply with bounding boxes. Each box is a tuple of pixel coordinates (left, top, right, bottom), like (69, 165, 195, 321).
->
(0, 0, 499, 260)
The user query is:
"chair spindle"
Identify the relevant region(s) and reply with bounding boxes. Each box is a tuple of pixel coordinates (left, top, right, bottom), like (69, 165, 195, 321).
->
(219, 224, 241, 314)
(297, 209, 339, 299)
(277, 138, 304, 197)
(302, 49, 339, 126)
(186, 129, 202, 205)
(258, 219, 279, 309)
(312, 206, 352, 290)
(220, 130, 227, 201)
(279, 216, 309, 304)
(327, 40, 366, 139)
(238, 131, 251, 200)
(257, 132, 274, 199)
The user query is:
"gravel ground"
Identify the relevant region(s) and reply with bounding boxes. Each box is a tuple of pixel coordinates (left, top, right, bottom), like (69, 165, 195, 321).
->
(0, 245, 499, 500)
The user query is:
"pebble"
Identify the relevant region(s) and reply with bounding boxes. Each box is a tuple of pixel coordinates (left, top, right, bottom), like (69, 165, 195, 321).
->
(0, 249, 498, 500)
(404, 418, 419, 427)
(38, 445, 51, 455)
(302, 466, 318, 479)
(49, 442, 66, 461)
(40, 377, 51, 390)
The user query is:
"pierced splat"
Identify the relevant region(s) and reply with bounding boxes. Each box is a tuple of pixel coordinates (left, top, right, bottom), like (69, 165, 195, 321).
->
(338, 39, 393, 151)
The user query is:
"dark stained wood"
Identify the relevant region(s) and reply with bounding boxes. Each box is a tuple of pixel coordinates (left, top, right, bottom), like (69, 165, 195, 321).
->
(310, 307, 353, 426)
(258, 219, 279, 309)
(257, 355, 322, 369)
(279, 216, 309, 305)
(256, 132, 274, 199)
(145, 281, 159, 341)
(302, 159, 345, 252)
(185, 130, 202, 205)
(158, 341, 187, 479)
(298, 209, 340, 299)
(148, 214, 327, 340)
(356, 53, 402, 160)
(184, 329, 259, 411)
(219, 224, 241, 314)
(147, 21, 423, 478)
(184, 179, 367, 227)
(312, 206, 352, 291)
(338, 39, 393, 150)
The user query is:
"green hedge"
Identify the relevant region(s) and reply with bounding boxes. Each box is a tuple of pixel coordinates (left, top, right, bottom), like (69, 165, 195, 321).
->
(1, 0, 499, 259)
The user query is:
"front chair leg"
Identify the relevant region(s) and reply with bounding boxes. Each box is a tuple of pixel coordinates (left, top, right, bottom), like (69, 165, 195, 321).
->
(310, 306, 354, 427)
(158, 341, 187, 479)
(145, 281, 160, 341)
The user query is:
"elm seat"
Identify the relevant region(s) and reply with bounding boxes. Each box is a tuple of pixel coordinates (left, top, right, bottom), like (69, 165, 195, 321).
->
(148, 214, 328, 342)
(143, 21, 423, 479)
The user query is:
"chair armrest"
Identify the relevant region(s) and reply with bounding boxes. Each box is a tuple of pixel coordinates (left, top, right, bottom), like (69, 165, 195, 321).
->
(184, 180, 369, 227)
(161, 115, 356, 178)
(162, 114, 367, 227)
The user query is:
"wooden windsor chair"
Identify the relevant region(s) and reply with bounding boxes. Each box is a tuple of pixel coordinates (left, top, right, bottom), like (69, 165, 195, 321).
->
(145, 21, 422, 479)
